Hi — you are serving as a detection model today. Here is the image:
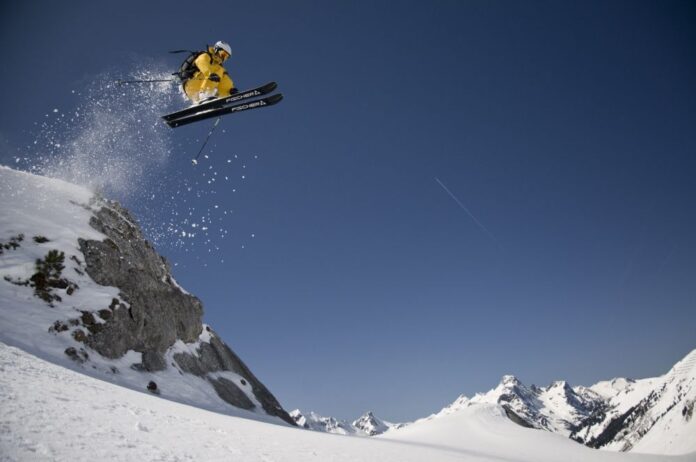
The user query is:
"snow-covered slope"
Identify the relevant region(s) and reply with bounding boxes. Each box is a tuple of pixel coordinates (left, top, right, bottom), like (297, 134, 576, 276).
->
(380, 402, 695, 462)
(4, 341, 691, 462)
(0, 165, 293, 425)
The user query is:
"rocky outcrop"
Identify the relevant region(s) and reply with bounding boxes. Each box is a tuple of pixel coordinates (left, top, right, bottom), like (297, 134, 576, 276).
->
(173, 327, 294, 424)
(77, 198, 295, 426)
(77, 200, 202, 368)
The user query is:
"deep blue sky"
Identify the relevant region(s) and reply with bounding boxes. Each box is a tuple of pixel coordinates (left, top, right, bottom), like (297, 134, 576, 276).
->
(1, 1, 695, 422)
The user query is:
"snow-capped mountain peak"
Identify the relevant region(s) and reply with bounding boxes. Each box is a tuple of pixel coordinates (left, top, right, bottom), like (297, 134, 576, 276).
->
(501, 374, 521, 385)
(352, 411, 390, 436)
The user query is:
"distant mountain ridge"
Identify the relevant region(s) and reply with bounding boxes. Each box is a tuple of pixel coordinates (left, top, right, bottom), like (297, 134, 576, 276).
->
(424, 349, 696, 455)
(290, 409, 404, 436)
(292, 349, 695, 455)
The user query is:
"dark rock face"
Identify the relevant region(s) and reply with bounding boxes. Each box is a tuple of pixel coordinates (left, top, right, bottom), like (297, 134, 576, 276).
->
(77, 199, 295, 426)
(78, 202, 202, 365)
(209, 378, 255, 410)
(502, 405, 536, 429)
(174, 331, 296, 425)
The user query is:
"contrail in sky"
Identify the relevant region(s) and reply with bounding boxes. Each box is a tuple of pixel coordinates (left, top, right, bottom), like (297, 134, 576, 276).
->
(435, 177, 502, 248)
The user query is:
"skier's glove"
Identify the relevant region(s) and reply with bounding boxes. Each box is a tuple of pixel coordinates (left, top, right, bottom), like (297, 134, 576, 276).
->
(209, 73, 221, 82)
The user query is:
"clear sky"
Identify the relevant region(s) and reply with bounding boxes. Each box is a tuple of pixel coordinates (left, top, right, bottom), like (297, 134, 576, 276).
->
(1, 1, 695, 422)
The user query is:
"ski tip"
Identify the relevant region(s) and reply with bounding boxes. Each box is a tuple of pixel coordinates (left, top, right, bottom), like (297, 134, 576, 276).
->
(268, 93, 284, 104)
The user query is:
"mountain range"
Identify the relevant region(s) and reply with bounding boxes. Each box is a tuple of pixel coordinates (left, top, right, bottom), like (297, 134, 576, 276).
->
(294, 351, 696, 454)
(290, 409, 404, 435)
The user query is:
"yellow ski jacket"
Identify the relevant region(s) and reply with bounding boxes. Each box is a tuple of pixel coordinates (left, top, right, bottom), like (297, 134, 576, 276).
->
(183, 47, 235, 103)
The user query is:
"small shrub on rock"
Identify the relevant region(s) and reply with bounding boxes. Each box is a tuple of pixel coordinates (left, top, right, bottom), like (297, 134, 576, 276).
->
(36, 250, 65, 279)
(12, 249, 80, 306)
(72, 329, 87, 343)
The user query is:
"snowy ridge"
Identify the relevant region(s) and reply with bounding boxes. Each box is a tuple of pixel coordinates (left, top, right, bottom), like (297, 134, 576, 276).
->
(589, 378, 637, 400)
(423, 374, 601, 436)
(668, 349, 696, 380)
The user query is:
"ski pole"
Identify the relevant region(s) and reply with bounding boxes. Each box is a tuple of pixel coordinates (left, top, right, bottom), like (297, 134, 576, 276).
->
(116, 78, 175, 85)
(192, 117, 222, 165)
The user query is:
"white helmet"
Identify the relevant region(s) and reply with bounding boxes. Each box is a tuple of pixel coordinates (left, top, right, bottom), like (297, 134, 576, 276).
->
(214, 40, 232, 56)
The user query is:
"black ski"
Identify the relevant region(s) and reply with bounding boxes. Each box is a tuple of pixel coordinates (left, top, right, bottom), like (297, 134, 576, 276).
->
(166, 93, 284, 128)
(162, 81, 277, 122)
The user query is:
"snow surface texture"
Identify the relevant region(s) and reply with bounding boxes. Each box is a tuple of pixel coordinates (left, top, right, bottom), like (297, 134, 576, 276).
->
(4, 342, 694, 462)
(0, 166, 290, 425)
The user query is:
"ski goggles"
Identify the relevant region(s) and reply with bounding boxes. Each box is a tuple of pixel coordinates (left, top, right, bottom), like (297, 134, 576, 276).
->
(217, 49, 231, 61)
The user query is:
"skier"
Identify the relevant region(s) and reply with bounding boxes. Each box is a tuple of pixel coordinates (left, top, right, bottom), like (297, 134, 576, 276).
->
(182, 41, 237, 104)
